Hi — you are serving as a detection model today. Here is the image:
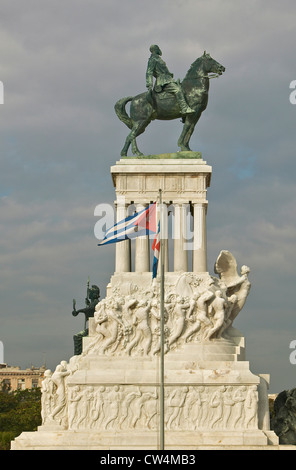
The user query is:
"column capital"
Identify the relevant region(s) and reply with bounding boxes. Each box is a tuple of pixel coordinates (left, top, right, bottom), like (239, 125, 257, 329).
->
(135, 202, 148, 209)
(192, 201, 208, 207)
(192, 201, 208, 214)
(114, 199, 131, 208)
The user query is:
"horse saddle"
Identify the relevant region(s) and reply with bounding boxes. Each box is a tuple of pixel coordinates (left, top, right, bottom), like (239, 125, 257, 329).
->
(146, 88, 175, 110)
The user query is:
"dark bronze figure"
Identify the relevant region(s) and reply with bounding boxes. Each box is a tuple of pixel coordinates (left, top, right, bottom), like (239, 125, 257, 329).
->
(115, 48, 225, 157)
(146, 45, 194, 115)
(272, 388, 296, 444)
(72, 279, 100, 355)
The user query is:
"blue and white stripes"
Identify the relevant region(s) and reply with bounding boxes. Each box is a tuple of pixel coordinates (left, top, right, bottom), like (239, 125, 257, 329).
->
(98, 202, 157, 246)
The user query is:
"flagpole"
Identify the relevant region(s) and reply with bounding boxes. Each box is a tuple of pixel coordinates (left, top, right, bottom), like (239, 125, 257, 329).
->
(159, 189, 165, 451)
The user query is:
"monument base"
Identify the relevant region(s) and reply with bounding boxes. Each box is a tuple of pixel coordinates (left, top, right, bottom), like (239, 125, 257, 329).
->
(12, 429, 290, 451)
(10, 153, 296, 450)
(11, 335, 286, 450)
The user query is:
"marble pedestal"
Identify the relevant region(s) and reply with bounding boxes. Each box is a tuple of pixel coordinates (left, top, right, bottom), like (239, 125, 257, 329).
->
(11, 153, 293, 450)
(11, 339, 279, 449)
(12, 274, 281, 450)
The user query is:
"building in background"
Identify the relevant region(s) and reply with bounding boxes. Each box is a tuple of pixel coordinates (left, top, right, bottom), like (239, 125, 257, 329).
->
(0, 364, 45, 391)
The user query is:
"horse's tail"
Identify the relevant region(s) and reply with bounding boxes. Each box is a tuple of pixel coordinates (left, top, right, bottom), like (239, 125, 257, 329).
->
(114, 96, 133, 129)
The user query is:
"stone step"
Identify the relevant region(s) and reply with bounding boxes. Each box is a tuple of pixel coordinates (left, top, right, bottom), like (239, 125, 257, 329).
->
(11, 429, 282, 450)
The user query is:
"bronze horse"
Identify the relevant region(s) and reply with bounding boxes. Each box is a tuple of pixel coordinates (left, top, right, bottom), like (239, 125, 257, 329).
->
(115, 52, 225, 157)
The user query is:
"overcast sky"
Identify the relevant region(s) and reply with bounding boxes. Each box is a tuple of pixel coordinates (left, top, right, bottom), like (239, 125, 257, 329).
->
(0, 0, 295, 394)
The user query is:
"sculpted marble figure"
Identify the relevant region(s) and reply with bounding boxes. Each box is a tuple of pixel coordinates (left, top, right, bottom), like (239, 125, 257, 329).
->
(81, 251, 251, 358)
(184, 290, 212, 342)
(42, 383, 259, 433)
(166, 386, 189, 430)
(68, 386, 82, 430)
(209, 386, 224, 428)
(38, 251, 256, 438)
(126, 300, 152, 355)
(205, 290, 227, 340)
(41, 369, 54, 424)
(168, 296, 190, 348)
(48, 364, 70, 425)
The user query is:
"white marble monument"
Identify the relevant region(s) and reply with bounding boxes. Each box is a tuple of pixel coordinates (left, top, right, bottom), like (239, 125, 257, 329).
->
(12, 153, 286, 449)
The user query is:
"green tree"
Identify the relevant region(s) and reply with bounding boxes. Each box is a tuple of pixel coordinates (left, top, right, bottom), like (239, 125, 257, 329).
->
(0, 387, 41, 450)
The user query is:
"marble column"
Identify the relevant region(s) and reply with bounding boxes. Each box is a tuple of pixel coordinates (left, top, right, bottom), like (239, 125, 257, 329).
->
(173, 203, 188, 272)
(193, 202, 207, 272)
(135, 203, 150, 272)
(115, 199, 131, 273)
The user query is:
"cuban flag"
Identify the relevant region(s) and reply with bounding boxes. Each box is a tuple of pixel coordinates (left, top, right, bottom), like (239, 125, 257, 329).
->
(152, 220, 160, 279)
(98, 202, 157, 246)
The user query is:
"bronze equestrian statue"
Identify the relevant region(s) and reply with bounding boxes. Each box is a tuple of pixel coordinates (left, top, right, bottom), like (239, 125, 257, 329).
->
(115, 46, 225, 157)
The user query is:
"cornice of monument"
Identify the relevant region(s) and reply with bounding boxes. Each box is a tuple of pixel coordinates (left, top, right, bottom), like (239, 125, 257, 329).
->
(110, 155, 212, 195)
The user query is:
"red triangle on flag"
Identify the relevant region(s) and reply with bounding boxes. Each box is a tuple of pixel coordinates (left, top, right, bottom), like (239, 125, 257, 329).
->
(133, 203, 157, 233)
